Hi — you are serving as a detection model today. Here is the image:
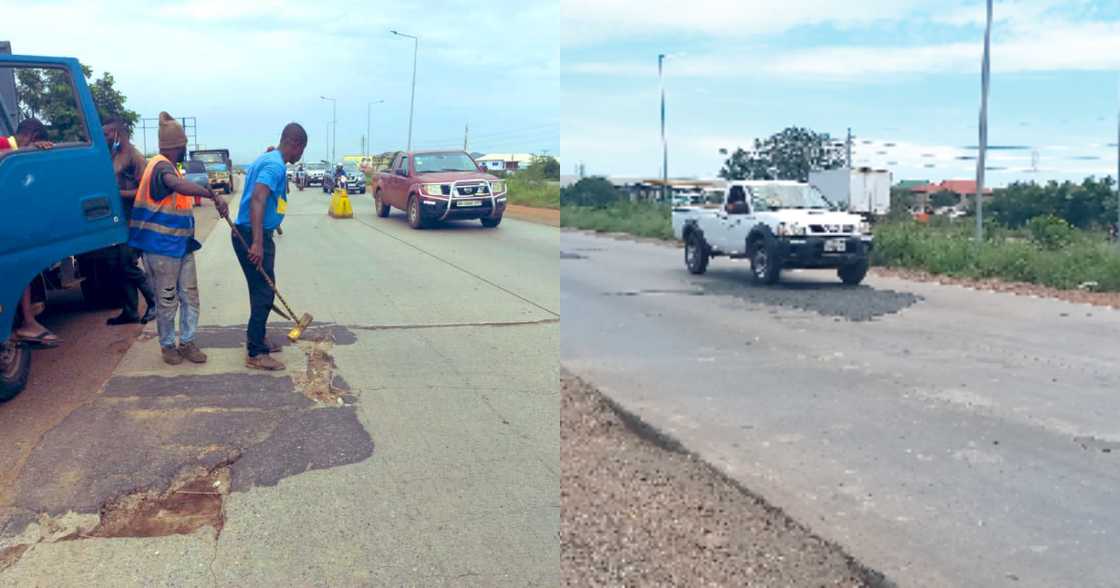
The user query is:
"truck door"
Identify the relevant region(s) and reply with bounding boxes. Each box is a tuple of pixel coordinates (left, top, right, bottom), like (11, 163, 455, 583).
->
(0, 57, 125, 341)
(716, 185, 753, 254)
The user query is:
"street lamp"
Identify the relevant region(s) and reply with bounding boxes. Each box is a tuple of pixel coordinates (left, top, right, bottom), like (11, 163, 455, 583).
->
(391, 30, 419, 153)
(658, 53, 668, 202)
(367, 99, 384, 158)
(975, 0, 993, 242)
(320, 95, 336, 163)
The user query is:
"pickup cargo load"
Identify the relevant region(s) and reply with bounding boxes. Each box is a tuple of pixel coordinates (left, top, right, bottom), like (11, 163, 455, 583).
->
(809, 167, 892, 217)
(672, 180, 873, 285)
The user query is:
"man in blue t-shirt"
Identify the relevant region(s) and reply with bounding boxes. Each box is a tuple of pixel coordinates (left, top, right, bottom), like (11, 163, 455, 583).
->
(231, 123, 307, 370)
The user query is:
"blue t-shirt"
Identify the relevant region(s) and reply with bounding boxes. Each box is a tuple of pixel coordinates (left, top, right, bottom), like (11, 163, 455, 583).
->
(236, 150, 287, 230)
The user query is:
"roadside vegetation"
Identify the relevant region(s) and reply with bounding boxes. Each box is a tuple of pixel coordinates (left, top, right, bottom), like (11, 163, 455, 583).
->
(502, 155, 561, 209)
(562, 174, 1120, 292)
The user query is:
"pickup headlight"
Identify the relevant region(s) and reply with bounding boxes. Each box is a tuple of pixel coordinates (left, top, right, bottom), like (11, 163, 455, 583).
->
(421, 183, 445, 197)
(777, 222, 807, 236)
(858, 221, 871, 235)
(491, 180, 506, 194)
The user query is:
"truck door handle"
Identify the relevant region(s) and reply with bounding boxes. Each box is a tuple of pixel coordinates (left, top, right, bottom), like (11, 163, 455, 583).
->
(81, 196, 112, 221)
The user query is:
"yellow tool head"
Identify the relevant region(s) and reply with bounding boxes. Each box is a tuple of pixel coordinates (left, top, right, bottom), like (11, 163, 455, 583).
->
(287, 312, 314, 342)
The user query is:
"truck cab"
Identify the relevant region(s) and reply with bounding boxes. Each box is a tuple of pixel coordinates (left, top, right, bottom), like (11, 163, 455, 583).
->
(0, 55, 126, 399)
(672, 180, 873, 285)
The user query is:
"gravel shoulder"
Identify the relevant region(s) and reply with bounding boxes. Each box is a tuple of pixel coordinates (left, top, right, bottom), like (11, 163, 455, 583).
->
(560, 369, 889, 587)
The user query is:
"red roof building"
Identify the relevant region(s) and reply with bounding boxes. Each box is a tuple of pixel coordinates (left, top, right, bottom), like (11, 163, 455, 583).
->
(909, 180, 993, 196)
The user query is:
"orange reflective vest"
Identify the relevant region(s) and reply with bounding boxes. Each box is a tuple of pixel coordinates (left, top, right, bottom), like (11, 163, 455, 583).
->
(128, 155, 196, 257)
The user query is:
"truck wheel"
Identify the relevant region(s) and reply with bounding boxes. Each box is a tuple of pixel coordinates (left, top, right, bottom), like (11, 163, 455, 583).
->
(684, 232, 709, 274)
(838, 259, 870, 286)
(480, 216, 502, 228)
(374, 190, 391, 217)
(0, 339, 31, 402)
(749, 239, 781, 285)
(407, 196, 426, 229)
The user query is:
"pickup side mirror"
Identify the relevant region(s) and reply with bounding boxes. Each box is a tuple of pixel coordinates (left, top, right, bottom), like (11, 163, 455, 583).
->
(725, 201, 750, 215)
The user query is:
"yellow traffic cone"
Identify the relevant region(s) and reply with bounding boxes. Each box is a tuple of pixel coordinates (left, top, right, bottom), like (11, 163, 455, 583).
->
(328, 188, 353, 219)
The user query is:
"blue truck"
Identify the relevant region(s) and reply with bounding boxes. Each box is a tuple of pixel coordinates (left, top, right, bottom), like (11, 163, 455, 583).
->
(0, 54, 128, 399)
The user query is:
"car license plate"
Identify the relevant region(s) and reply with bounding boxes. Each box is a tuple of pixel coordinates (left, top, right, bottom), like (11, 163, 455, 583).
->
(824, 239, 846, 252)
(457, 200, 482, 207)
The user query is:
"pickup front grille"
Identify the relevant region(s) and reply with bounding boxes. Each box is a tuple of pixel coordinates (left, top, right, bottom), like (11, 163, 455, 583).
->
(809, 224, 855, 234)
(454, 183, 490, 197)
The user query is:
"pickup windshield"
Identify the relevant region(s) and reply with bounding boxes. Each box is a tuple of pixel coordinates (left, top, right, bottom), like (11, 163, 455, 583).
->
(413, 152, 479, 173)
(749, 184, 832, 210)
(204, 163, 228, 172)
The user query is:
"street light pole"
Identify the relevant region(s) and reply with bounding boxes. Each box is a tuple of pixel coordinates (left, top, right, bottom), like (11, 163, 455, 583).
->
(659, 53, 668, 203)
(391, 30, 419, 152)
(367, 99, 384, 159)
(320, 96, 336, 162)
(975, 0, 992, 243)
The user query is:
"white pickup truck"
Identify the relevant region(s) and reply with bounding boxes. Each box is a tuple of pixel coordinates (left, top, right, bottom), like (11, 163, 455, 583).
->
(671, 180, 874, 285)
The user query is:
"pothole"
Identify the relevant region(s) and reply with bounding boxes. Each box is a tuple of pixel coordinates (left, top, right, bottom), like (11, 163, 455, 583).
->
(292, 336, 345, 405)
(0, 545, 29, 573)
(87, 463, 231, 540)
(560, 251, 587, 260)
(604, 289, 706, 297)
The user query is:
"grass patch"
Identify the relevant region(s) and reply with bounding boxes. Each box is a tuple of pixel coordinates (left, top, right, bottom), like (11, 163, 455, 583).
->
(507, 176, 560, 209)
(561, 202, 674, 240)
(873, 220, 1120, 291)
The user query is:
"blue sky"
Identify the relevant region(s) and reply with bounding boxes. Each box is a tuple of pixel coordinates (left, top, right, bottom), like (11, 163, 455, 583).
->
(5, 0, 559, 165)
(561, 0, 1120, 186)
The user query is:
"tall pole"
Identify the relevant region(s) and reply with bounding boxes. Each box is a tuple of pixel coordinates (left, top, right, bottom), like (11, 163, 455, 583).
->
(975, 0, 992, 242)
(392, 30, 419, 153)
(320, 96, 336, 162)
(659, 53, 668, 202)
(464, 122, 469, 151)
(846, 127, 853, 168)
(1116, 73, 1119, 238)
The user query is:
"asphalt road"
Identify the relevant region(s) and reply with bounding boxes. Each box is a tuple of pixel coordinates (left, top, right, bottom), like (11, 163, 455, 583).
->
(561, 230, 1120, 588)
(1, 182, 559, 586)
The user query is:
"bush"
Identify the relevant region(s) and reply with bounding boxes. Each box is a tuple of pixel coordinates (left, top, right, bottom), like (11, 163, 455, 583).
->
(506, 175, 559, 209)
(560, 201, 673, 240)
(1026, 215, 1075, 250)
(560, 176, 622, 208)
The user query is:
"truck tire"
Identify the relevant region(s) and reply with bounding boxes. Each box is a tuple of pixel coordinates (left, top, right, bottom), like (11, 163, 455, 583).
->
(79, 255, 120, 309)
(684, 232, 709, 274)
(749, 238, 781, 285)
(838, 259, 870, 286)
(407, 195, 426, 229)
(480, 216, 502, 228)
(0, 339, 31, 402)
(374, 190, 391, 217)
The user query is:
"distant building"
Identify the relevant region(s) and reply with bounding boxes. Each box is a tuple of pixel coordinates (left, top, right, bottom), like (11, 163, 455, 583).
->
(476, 153, 536, 172)
(908, 179, 993, 209)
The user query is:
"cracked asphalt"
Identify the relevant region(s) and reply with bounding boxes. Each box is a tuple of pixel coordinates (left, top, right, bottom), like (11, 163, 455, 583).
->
(562, 230, 1120, 587)
(0, 186, 558, 585)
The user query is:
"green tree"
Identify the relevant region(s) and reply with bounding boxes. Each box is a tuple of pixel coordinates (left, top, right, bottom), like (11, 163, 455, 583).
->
(524, 155, 560, 180)
(719, 127, 846, 182)
(988, 176, 1117, 229)
(930, 190, 960, 209)
(560, 176, 620, 207)
(15, 63, 138, 143)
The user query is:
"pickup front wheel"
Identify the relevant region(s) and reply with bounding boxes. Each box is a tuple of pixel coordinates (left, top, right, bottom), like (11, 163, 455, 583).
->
(0, 339, 31, 402)
(684, 233, 709, 274)
(749, 239, 782, 285)
(407, 195, 426, 229)
(838, 259, 870, 286)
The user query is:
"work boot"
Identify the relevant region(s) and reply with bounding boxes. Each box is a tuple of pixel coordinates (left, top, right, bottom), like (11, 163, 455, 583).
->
(178, 341, 208, 364)
(161, 346, 183, 365)
(246, 354, 285, 371)
(106, 312, 141, 326)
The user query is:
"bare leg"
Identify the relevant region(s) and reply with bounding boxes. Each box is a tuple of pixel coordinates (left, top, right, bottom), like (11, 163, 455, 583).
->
(15, 286, 59, 345)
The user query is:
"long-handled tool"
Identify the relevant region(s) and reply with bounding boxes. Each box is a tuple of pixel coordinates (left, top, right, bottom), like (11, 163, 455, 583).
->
(224, 216, 313, 342)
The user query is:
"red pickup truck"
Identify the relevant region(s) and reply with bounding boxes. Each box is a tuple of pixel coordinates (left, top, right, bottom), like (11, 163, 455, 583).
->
(373, 150, 508, 229)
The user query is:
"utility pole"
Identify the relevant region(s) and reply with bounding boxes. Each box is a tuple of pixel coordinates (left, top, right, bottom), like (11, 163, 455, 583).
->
(658, 53, 668, 203)
(464, 122, 469, 151)
(846, 127, 853, 168)
(391, 30, 419, 152)
(975, 0, 992, 243)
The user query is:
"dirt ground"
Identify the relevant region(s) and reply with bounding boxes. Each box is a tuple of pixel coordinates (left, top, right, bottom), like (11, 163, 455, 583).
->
(506, 204, 560, 226)
(560, 370, 889, 587)
(871, 266, 1120, 308)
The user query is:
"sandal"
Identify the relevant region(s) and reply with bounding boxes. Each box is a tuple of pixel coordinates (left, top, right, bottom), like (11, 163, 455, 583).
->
(14, 328, 61, 348)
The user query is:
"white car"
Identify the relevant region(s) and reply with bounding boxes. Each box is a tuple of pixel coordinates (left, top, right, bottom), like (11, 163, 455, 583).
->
(671, 180, 874, 285)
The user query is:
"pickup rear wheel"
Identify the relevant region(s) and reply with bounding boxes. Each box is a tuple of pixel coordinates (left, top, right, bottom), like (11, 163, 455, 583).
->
(374, 190, 391, 217)
(407, 195, 426, 229)
(749, 239, 781, 285)
(0, 338, 31, 402)
(684, 232, 709, 274)
(838, 259, 870, 286)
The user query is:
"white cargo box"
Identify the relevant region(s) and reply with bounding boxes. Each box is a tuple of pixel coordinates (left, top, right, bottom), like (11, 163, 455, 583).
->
(809, 167, 892, 216)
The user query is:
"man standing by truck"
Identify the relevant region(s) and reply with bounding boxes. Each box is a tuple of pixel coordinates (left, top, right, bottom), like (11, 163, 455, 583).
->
(130, 112, 228, 365)
(231, 123, 306, 371)
(101, 116, 157, 326)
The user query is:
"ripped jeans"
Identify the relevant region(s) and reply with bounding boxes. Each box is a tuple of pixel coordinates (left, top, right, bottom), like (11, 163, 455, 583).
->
(141, 252, 200, 349)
